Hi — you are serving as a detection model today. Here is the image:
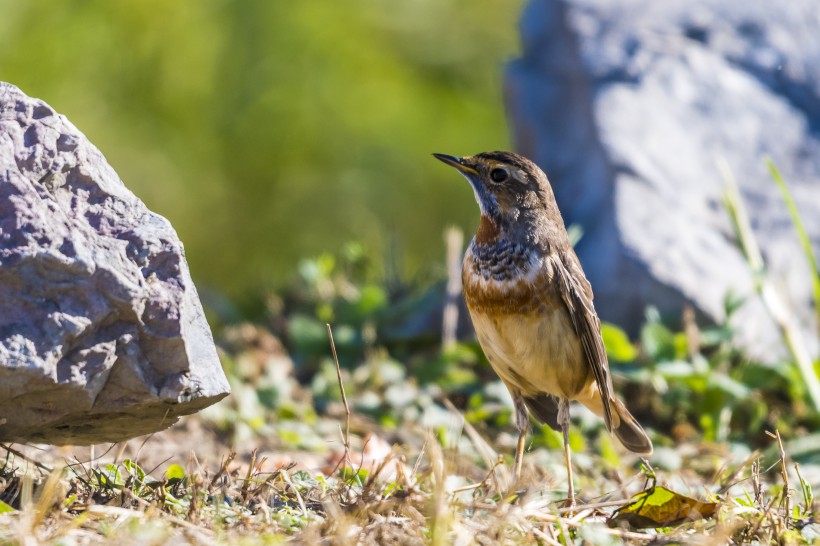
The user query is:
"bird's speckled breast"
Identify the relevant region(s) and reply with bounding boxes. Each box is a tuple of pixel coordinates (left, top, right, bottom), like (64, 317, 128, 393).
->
(461, 239, 592, 399)
(462, 239, 551, 314)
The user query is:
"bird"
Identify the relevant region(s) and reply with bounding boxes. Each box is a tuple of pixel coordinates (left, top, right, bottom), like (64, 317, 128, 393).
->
(433, 151, 652, 505)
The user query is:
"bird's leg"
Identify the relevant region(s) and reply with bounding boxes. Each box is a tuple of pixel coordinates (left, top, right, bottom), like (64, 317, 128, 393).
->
(513, 394, 529, 481)
(558, 397, 575, 508)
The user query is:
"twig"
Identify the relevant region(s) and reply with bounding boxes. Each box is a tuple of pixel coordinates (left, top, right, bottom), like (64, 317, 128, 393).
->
(281, 469, 307, 516)
(530, 514, 656, 541)
(145, 455, 176, 478)
(365, 449, 397, 489)
(0, 444, 53, 474)
(65, 442, 119, 466)
(326, 323, 352, 474)
(569, 508, 594, 523)
(752, 458, 763, 508)
(345, 433, 373, 490)
(132, 431, 158, 464)
(113, 442, 128, 466)
(716, 449, 761, 494)
(411, 438, 427, 482)
(766, 429, 792, 526)
(187, 473, 203, 523)
(442, 398, 510, 491)
(240, 449, 257, 504)
(531, 526, 563, 546)
(682, 305, 701, 358)
(749, 494, 778, 539)
(556, 498, 638, 514)
(428, 432, 449, 546)
(450, 456, 503, 495)
(209, 451, 236, 492)
(442, 227, 463, 350)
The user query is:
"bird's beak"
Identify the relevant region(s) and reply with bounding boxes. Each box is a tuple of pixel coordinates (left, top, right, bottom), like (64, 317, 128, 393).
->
(433, 153, 478, 175)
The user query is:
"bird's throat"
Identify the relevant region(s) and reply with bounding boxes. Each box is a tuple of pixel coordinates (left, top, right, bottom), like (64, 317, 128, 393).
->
(475, 214, 500, 245)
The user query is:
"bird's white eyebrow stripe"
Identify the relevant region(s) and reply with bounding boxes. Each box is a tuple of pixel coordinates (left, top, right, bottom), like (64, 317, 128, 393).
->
(512, 168, 528, 184)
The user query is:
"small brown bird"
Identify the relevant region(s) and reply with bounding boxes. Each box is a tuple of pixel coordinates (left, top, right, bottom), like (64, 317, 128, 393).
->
(434, 151, 652, 503)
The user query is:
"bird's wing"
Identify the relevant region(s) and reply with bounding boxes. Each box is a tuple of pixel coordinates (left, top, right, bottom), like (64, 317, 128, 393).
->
(548, 251, 615, 430)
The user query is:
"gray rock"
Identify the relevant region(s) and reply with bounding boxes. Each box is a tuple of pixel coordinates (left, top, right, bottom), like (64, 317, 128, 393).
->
(506, 0, 820, 358)
(0, 83, 230, 444)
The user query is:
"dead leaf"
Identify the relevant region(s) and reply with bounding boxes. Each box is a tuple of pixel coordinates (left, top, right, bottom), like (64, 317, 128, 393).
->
(609, 485, 719, 529)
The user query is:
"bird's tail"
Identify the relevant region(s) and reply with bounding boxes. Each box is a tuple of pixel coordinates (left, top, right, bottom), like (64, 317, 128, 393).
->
(610, 398, 653, 455)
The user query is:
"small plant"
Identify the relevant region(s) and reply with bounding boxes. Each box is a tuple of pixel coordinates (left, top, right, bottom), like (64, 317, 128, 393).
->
(722, 158, 820, 414)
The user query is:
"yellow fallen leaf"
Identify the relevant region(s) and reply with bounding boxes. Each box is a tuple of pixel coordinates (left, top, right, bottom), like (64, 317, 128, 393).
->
(609, 485, 718, 529)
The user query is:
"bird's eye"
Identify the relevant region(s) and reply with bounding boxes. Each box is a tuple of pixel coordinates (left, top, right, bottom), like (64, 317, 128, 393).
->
(489, 168, 509, 183)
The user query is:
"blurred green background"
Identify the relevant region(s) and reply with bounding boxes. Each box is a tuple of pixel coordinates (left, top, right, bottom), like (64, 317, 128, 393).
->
(0, 0, 523, 304)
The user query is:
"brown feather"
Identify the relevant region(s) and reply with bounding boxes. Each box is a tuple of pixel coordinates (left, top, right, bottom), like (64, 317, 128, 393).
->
(549, 252, 615, 431)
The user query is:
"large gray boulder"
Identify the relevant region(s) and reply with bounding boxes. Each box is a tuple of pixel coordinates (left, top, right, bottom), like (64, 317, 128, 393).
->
(506, 0, 820, 358)
(0, 83, 230, 444)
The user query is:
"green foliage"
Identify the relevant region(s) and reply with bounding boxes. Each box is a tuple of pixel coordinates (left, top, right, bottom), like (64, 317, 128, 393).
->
(601, 322, 638, 362)
(722, 159, 820, 414)
(0, 0, 522, 299)
(207, 240, 820, 464)
(604, 299, 819, 447)
(164, 464, 186, 484)
(67, 457, 193, 513)
(689, 341, 760, 439)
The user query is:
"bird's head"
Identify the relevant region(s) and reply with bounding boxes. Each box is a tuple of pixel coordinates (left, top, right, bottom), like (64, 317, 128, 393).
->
(434, 151, 562, 244)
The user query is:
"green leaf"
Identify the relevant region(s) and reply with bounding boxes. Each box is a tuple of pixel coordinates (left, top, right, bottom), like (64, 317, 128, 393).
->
(96, 464, 123, 489)
(288, 314, 327, 348)
(708, 373, 750, 400)
(532, 424, 563, 450)
(598, 431, 621, 468)
(278, 428, 303, 448)
(164, 463, 186, 482)
(0, 500, 14, 513)
(723, 290, 746, 319)
(601, 323, 637, 362)
(655, 360, 696, 379)
(672, 333, 689, 359)
(698, 325, 733, 348)
(63, 494, 78, 509)
(610, 486, 719, 529)
(290, 470, 319, 491)
(641, 320, 676, 362)
(123, 458, 146, 482)
(356, 285, 387, 315)
(299, 253, 335, 285)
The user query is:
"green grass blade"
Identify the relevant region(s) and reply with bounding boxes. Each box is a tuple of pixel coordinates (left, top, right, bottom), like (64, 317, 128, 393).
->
(767, 158, 820, 336)
(720, 158, 820, 413)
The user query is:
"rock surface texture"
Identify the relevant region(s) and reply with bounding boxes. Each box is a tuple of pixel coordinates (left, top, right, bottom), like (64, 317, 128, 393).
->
(0, 83, 230, 444)
(506, 0, 820, 358)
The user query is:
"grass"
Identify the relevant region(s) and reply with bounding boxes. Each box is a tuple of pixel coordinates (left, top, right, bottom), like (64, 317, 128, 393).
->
(0, 404, 815, 544)
(2, 160, 820, 544)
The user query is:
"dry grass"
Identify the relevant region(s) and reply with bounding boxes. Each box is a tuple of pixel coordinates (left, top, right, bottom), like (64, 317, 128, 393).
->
(0, 403, 816, 545)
